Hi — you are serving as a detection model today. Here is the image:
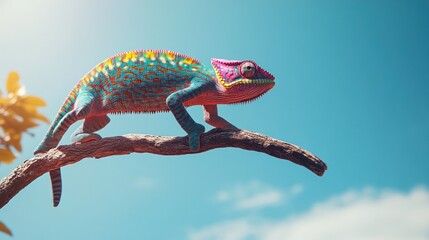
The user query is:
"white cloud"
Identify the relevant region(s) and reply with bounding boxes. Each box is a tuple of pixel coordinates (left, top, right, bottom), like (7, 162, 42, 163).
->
(236, 190, 282, 210)
(190, 186, 429, 240)
(215, 181, 303, 210)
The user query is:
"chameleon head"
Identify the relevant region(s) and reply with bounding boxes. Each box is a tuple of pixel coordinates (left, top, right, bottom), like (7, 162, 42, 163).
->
(211, 58, 275, 103)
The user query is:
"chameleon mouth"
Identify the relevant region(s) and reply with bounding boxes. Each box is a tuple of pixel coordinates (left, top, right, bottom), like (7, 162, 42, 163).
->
(213, 66, 275, 89)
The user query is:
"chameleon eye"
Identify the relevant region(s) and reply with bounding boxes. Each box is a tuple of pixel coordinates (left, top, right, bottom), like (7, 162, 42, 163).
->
(239, 62, 256, 78)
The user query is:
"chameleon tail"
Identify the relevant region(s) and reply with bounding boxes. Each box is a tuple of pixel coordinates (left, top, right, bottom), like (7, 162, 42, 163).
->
(47, 109, 80, 207)
(34, 87, 79, 207)
(50, 170, 62, 207)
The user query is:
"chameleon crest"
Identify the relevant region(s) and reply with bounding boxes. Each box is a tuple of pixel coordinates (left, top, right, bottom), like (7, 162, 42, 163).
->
(34, 50, 275, 207)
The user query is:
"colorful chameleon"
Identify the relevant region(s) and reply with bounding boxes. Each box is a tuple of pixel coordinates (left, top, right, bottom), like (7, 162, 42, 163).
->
(34, 50, 275, 206)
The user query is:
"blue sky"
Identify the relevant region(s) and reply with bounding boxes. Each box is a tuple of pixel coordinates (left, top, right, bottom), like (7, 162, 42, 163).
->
(1, 0, 428, 239)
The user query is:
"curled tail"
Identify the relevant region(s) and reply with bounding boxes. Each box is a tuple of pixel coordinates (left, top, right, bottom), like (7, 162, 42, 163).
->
(34, 87, 79, 207)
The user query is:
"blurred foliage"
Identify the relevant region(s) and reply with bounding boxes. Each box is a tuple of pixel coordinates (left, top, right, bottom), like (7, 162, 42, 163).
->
(0, 71, 48, 164)
(0, 71, 49, 237)
(0, 221, 12, 236)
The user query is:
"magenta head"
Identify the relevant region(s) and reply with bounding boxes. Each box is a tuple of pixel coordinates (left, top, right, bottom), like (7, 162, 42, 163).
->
(211, 58, 275, 103)
(211, 58, 275, 88)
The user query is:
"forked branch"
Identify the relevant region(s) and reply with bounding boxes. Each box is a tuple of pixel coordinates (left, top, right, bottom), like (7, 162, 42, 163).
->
(0, 128, 327, 208)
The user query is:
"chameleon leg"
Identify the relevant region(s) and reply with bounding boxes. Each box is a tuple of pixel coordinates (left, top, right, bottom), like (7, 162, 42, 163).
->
(52, 92, 95, 140)
(71, 115, 110, 143)
(203, 105, 237, 129)
(166, 83, 206, 152)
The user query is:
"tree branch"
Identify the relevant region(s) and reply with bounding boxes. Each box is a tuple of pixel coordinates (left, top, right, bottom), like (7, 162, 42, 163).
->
(0, 128, 327, 209)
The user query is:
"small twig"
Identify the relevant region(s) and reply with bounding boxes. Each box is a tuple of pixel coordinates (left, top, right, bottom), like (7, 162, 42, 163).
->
(0, 128, 327, 208)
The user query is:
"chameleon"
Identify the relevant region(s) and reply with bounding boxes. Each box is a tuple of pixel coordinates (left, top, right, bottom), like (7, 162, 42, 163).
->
(34, 50, 275, 207)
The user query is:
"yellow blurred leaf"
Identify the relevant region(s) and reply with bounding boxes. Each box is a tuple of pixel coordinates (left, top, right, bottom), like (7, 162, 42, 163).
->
(0, 148, 16, 164)
(17, 102, 39, 114)
(11, 142, 22, 152)
(6, 105, 29, 118)
(20, 95, 47, 107)
(6, 104, 48, 124)
(1, 115, 23, 129)
(3, 120, 39, 135)
(8, 132, 22, 152)
(0, 97, 10, 106)
(0, 71, 48, 164)
(6, 99, 49, 123)
(0, 221, 12, 236)
(6, 71, 21, 95)
(20, 120, 38, 129)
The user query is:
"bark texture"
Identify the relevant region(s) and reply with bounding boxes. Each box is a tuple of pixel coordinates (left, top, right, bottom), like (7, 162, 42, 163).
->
(0, 128, 327, 208)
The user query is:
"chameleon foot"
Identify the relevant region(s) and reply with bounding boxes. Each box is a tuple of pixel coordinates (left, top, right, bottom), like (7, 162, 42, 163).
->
(72, 133, 102, 144)
(34, 141, 57, 155)
(188, 123, 205, 152)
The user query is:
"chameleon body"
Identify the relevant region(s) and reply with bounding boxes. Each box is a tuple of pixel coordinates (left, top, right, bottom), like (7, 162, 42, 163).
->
(34, 50, 275, 207)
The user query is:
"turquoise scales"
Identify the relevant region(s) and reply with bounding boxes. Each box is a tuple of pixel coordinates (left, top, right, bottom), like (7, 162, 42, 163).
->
(34, 50, 275, 207)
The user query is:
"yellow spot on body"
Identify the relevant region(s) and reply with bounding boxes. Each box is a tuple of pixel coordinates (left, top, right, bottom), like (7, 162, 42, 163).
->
(106, 59, 114, 70)
(131, 57, 137, 62)
(192, 67, 198, 72)
(170, 61, 176, 65)
(83, 77, 89, 84)
(165, 52, 176, 61)
(123, 52, 138, 63)
(124, 66, 129, 70)
(139, 57, 145, 62)
(96, 65, 103, 73)
(95, 72, 99, 77)
(159, 56, 167, 64)
(178, 61, 184, 65)
(145, 51, 156, 59)
(183, 58, 195, 65)
(149, 62, 154, 66)
(116, 62, 121, 67)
